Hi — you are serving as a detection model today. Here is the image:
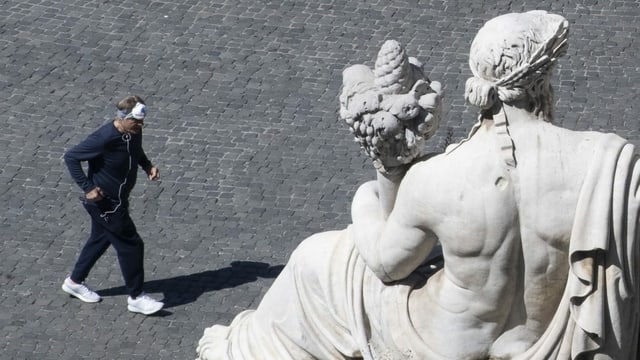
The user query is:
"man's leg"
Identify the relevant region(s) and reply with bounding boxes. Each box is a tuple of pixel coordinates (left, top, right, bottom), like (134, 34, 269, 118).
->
(69, 207, 111, 283)
(63, 202, 110, 303)
(100, 208, 145, 298)
(112, 230, 145, 299)
(103, 208, 163, 314)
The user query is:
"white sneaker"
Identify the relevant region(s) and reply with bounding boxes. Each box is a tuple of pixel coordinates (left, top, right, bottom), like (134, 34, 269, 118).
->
(62, 277, 101, 303)
(127, 293, 164, 315)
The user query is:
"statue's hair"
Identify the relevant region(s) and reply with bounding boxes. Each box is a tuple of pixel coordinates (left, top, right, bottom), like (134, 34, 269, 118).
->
(465, 11, 569, 121)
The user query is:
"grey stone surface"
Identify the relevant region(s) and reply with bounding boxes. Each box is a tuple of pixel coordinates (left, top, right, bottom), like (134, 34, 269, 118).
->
(0, 0, 637, 359)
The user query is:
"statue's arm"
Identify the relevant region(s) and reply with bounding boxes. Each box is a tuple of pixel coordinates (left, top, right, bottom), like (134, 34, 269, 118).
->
(351, 169, 437, 282)
(340, 40, 443, 282)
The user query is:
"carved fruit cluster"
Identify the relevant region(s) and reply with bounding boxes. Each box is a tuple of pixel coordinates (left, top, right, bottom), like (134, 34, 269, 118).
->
(339, 40, 443, 173)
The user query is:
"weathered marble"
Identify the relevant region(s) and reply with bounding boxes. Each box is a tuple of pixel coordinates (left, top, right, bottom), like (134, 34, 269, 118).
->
(339, 39, 443, 176)
(197, 10, 640, 360)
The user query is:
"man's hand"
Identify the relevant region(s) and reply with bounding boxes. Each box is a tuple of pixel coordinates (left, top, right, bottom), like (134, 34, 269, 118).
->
(85, 187, 104, 202)
(146, 166, 159, 181)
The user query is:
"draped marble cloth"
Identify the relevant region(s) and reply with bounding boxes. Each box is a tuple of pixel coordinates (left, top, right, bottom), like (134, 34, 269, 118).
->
(514, 134, 640, 360)
(197, 134, 640, 360)
(197, 228, 374, 359)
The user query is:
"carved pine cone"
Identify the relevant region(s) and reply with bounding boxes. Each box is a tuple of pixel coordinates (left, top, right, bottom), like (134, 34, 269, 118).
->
(374, 40, 413, 95)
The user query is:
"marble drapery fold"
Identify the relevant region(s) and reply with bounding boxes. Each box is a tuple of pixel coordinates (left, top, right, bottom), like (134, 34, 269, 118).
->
(515, 134, 640, 359)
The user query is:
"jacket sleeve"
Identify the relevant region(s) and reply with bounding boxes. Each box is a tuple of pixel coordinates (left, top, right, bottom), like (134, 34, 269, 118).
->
(138, 149, 152, 171)
(135, 133, 153, 171)
(63, 131, 106, 194)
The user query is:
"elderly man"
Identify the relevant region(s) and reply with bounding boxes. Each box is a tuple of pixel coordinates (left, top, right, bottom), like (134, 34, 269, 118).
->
(62, 95, 164, 316)
(198, 11, 640, 359)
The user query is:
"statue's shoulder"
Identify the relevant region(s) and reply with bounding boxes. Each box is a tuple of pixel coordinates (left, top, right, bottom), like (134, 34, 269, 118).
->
(407, 152, 445, 173)
(403, 150, 469, 187)
(547, 125, 629, 154)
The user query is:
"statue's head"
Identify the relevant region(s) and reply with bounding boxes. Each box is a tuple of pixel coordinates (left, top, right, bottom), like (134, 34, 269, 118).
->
(465, 11, 569, 121)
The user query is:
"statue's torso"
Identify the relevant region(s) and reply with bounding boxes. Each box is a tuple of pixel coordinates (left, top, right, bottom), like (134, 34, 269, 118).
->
(402, 120, 601, 358)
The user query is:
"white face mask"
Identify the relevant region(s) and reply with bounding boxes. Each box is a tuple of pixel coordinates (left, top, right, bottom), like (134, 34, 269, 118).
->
(124, 102, 146, 120)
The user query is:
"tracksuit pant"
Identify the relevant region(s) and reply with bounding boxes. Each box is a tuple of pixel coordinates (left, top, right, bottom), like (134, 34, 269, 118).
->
(70, 198, 144, 298)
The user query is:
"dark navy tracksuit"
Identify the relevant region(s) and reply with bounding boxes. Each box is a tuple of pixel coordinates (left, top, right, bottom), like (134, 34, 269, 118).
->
(64, 122, 152, 298)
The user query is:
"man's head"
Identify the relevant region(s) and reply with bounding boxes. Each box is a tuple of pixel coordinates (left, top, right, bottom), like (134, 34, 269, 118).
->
(465, 11, 569, 121)
(116, 95, 146, 134)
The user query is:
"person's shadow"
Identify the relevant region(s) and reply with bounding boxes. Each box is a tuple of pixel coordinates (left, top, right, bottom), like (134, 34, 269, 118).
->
(97, 261, 284, 313)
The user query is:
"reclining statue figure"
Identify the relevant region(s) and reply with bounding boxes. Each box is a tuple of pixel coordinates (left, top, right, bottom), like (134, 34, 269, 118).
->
(197, 10, 640, 359)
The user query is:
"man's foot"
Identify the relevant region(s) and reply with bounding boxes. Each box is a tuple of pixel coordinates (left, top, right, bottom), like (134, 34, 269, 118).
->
(127, 294, 164, 315)
(61, 277, 101, 303)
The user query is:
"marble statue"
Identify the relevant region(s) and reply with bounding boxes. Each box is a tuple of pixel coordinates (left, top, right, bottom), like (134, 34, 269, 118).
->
(197, 10, 640, 360)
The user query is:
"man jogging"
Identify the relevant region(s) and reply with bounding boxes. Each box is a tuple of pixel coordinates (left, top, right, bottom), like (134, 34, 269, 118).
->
(61, 95, 163, 315)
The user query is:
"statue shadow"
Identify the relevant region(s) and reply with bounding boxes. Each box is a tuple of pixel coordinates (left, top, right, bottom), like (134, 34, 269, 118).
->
(97, 261, 284, 312)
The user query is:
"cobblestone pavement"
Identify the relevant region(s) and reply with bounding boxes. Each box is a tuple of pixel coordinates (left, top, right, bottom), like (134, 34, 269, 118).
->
(0, 0, 637, 359)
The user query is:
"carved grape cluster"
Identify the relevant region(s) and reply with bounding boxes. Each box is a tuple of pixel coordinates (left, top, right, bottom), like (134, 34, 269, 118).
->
(339, 40, 443, 173)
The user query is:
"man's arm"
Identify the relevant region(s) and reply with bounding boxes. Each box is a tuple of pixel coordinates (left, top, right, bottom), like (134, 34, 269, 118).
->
(64, 132, 105, 194)
(140, 158, 159, 181)
(138, 149, 152, 172)
(137, 148, 159, 180)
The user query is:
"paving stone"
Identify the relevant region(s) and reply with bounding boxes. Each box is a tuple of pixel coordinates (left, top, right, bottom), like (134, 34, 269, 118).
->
(0, 0, 637, 359)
